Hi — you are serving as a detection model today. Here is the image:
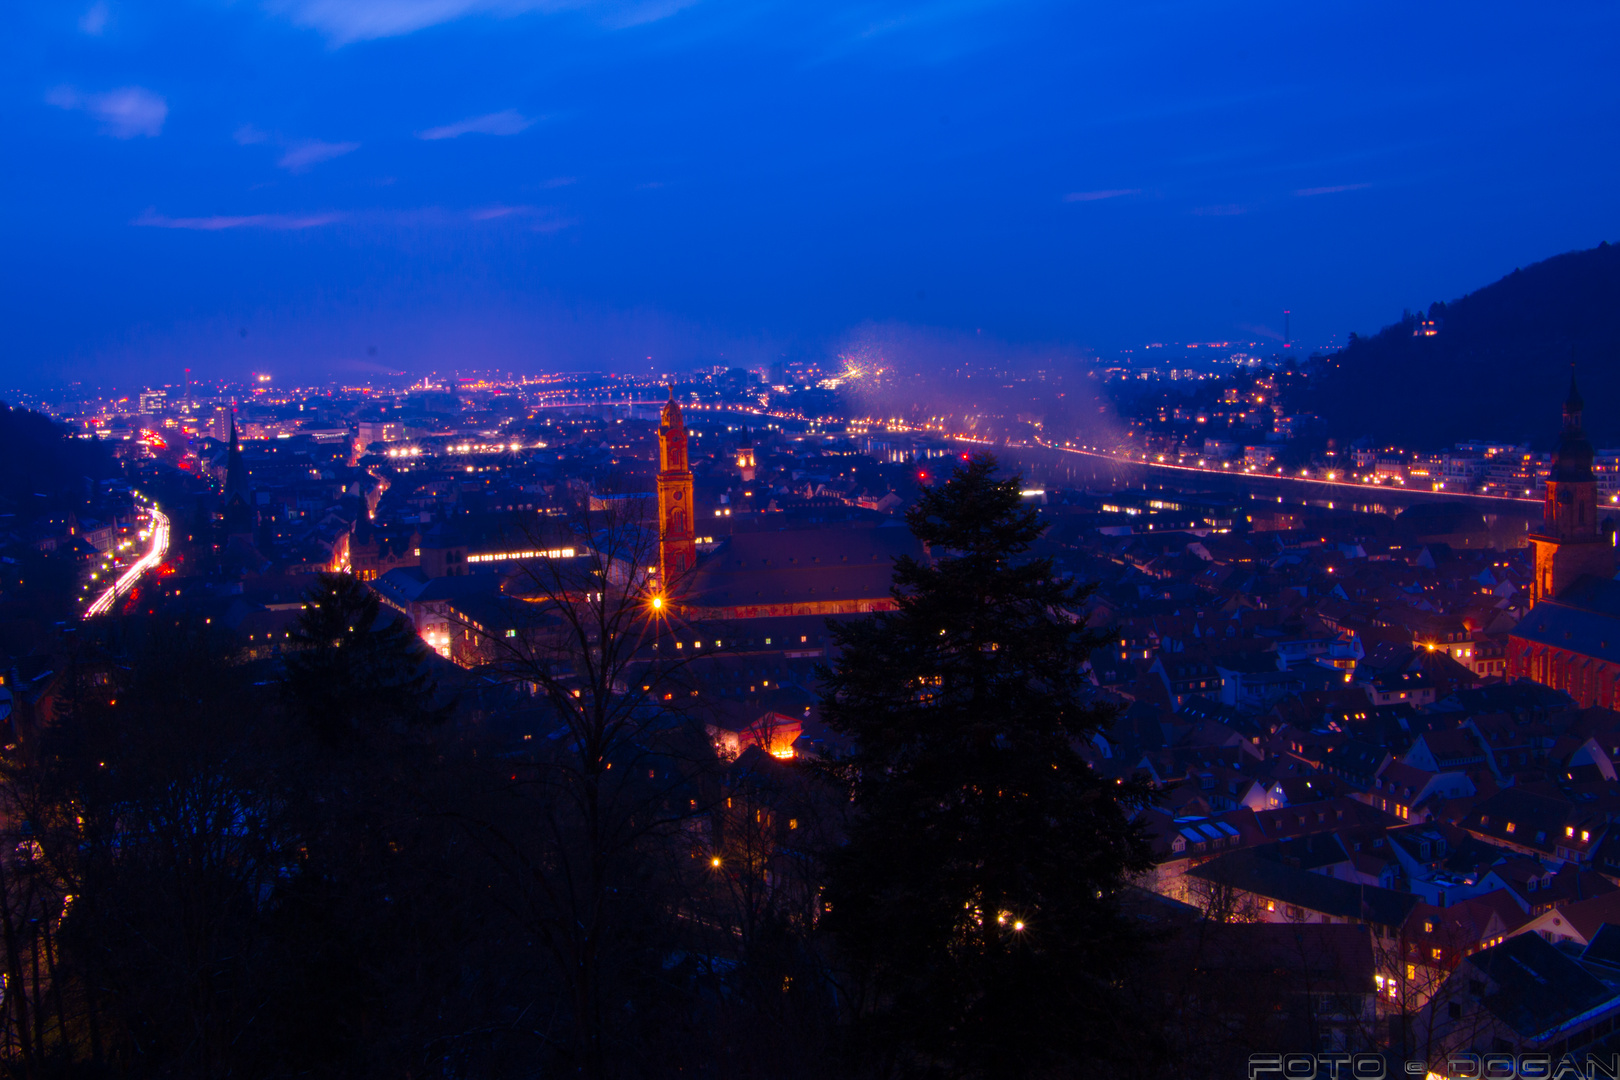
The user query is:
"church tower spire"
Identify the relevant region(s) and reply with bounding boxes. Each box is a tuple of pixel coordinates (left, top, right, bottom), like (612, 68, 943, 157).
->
(657, 386, 696, 583)
(224, 406, 248, 504)
(1564, 365, 1586, 433)
(1529, 365, 1613, 605)
(222, 405, 255, 540)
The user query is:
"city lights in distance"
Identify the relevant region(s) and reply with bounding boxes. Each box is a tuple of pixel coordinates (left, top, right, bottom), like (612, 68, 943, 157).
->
(466, 547, 577, 564)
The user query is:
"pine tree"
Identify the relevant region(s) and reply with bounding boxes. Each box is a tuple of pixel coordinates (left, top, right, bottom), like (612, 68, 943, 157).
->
(284, 572, 447, 744)
(819, 454, 1153, 1079)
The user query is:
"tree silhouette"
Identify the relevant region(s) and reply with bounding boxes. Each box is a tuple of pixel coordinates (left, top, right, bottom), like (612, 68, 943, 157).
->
(817, 453, 1154, 1079)
(283, 571, 447, 745)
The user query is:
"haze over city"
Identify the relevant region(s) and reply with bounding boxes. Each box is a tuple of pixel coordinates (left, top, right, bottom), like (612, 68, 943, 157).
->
(4, 0, 1619, 389)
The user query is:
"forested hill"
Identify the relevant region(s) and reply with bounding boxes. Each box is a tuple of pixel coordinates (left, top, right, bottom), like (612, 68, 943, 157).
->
(0, 403, 113, 516)
(1306, 241, 1620, 450)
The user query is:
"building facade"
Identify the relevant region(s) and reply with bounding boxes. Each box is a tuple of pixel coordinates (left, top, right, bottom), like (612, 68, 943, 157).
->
(657, 388, 697, 584)
(1509, 372, 1620, 705)
(1528, 373, 1615, 606)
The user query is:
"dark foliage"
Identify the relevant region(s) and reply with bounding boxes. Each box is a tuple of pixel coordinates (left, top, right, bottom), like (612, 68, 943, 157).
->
(0, 470, 1354, 1078)
(0, 404, 117, 627)
(283, 571, 449, 744)
(0, 404, 112, 514)
(817, 453, 1155, 1079)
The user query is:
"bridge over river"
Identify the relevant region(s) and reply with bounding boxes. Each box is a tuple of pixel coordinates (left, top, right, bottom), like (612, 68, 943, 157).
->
(991, 444, 1545, 548)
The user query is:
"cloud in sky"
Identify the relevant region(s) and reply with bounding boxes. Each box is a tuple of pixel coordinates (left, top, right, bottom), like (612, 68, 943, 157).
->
(418, 109, 535, 140)
(133, 210, 345, 230)
(1063, 189, 1138, 203)
(130, 205, 571, 232)
(78, 1, 109, 34)
(234, 124, 270, 145)
(278, 139, 360, 170)
(273, 0, 696, 45)
(1294, 182, 1371, 197)
(47, 85, 167, 138)
(468, 204, 574, 230)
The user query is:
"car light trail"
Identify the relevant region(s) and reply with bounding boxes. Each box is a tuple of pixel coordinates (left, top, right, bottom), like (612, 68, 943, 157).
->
(1025, 440, 1541, 507)
(85, 507, 169, 618)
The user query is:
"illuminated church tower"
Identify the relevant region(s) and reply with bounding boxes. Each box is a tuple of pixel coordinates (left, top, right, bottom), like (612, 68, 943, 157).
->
(1529, 370, 1615, 605)
(657, 387, 697, 582)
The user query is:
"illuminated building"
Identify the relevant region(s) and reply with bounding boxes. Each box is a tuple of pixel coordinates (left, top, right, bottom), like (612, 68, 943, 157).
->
(735, 427, 756, 482)
(1527, 372, 1614, 607)
(657, 387, 697, 582)
(1508, 374, 1620, 706)
(707, 710, 802, 760)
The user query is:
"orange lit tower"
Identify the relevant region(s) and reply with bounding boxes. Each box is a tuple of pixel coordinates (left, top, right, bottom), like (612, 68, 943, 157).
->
(736, 426, 756, 482)
(657, 387, 697, 583)
(1529, 370, 1615, 605)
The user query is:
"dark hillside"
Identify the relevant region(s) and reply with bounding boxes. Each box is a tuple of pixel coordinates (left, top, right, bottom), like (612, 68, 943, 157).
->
(0, 403, 113, 514)
(1307, 242, 1620, 449)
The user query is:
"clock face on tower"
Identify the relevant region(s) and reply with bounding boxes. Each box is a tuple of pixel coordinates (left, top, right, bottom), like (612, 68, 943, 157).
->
(674, 490, 683, 501)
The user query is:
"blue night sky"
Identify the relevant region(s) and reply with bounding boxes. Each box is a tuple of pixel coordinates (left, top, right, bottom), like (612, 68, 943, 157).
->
(2, 0, 1617, 389)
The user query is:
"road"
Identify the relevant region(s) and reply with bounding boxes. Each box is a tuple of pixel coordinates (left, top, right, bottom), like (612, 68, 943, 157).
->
(84, 506, 169, 618)
(1033, 442, 1542, 509)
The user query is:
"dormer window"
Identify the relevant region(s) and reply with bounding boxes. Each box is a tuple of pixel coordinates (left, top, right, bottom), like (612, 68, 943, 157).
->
(1567, 826, 1575, 838)
(1505, 822, 1516, 834)
(1582, 831, 1591, 843)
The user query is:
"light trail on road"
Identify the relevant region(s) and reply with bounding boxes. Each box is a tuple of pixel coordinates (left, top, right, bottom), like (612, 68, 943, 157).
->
(1033, 442, 1541, 508)
(84, 507, 169, 618)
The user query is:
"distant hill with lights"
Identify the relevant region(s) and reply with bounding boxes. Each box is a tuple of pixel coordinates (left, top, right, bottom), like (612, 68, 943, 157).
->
(1308, 241, 1620, 450)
